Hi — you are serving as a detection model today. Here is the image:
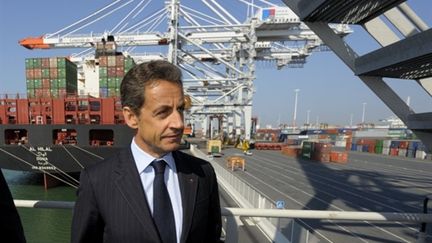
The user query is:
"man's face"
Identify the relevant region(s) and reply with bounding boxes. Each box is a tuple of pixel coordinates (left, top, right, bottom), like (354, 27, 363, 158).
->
(125, 80, 185, 158)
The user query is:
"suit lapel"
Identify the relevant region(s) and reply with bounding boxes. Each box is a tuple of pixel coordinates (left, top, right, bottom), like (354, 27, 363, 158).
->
(114, 148, 160, 240)
(174, 151, 198, 243)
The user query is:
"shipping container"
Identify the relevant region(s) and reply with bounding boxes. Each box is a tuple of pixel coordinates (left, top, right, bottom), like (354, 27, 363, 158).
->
(25, 57, 77, 98)
(301, 141, 314, 159)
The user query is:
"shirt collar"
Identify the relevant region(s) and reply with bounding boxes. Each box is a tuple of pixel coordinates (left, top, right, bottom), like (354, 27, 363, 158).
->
(131, 138, 177, 173)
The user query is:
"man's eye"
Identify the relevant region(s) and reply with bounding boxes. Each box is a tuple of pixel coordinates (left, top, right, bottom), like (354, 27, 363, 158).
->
(156, 110, 168, 117)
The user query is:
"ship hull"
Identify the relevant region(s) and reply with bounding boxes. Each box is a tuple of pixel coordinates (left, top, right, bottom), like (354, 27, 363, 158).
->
(0, 124, 135, 173)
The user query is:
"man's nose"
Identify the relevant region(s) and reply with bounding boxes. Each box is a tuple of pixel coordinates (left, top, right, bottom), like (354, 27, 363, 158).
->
(170, 110, 184, 129)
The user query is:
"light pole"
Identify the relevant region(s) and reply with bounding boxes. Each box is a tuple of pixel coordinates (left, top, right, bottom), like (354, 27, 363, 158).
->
(306, 110, 310, 129)
(293, 89, 300, 129)
(361, 102, 367, 124)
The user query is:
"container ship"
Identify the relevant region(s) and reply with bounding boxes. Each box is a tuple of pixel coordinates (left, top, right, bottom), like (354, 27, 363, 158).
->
(0, 44, 137, 174)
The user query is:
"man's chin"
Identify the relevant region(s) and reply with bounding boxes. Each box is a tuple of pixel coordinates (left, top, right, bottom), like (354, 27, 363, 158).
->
(162, 143, 180, 152)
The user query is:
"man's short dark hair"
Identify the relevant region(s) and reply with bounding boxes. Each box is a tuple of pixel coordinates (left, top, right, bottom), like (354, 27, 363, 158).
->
(120, 60, 183, 115)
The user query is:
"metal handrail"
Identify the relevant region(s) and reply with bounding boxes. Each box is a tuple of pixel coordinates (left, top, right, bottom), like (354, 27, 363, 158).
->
(13, 199, 432, 243)
(13, 199, 432, 223)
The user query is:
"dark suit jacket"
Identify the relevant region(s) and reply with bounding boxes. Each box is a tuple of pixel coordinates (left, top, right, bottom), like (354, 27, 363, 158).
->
(0, 170, 26, 243)
(71, 149, 222, 243)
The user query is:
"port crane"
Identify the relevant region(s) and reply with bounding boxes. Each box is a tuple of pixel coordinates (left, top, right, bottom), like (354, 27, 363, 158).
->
(19, 0, 351, 140)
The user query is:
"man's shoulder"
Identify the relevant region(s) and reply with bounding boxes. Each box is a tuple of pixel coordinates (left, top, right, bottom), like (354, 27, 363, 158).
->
(84, 147, 131, 174)
(173, 150, 215, 175)
(174, 150, 208, 165)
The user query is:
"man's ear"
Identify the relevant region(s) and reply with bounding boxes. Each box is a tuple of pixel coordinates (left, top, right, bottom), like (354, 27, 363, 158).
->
(123, 106, 139, 129)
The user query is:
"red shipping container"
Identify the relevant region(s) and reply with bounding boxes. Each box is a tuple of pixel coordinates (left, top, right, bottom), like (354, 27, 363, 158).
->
(99, 56, 108, 66)
(312, 152, 330, 162)
(108, 67, 117, 77)
(35, 89, 43, 97)
(330, 151, 348, 163)
(116, 67, 124, 77)
(390, 148, 399, 156)
(59, 89, 67, 98)
(314, 142, 332, 153)
(41, 58, 50, 68)
(281, 146, 301, 157)
(116, 55, 124, 65)
(399, 141, 409, 149)
(34, 68, 42, 79)
(26, 69, 34, 79)
(50, 68, 58, 78)
(42, 79, 50, 89)
(42, 89, 51, 97)
(345, 137, 352, 151)
(368, 145, 375, 153)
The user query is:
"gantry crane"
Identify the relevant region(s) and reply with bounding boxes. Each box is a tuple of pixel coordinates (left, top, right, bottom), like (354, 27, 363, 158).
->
(19, 0, 351, 140)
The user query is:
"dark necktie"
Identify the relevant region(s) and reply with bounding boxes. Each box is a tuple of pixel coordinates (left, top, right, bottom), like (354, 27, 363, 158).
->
(151, 160, 177, 243)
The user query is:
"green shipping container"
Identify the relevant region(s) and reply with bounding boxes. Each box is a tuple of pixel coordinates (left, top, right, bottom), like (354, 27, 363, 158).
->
(26, 80, 34, 89)
(108, 78, 116, 88)
(58, 68, 66, 78)
(375, 146, 383, 154)
(42, 69, 50, 78)
(375, 139, 383, 154)
(99, 67, 107, 77)
(57, 58, 66, 68)
(99, 78, 108, 88)
(33, 58, 42, 68)
(302, 141, 314, 159)
(124, 57, 134, 67)
(33, 79, 42, 89)
(115, 77, 122, 87)
(58, 79, 66, 88)
(27, 88, 35, 98)
(107, 88, 120, 97)
(50, 79, 58, 88)
(25, 59, 34, 68)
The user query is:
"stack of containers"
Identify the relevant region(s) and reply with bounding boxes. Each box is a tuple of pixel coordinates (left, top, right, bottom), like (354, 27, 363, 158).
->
(382, 140, 391, 155)
(99, 54, 135, 97)
(312, 142, 332, 162)
(354, 139, 367, 153)
(416, 142, 427, 159)
(398, 140, 409, 157)
(375, 140, 383, 154)
(390, 141, 400, 156)
(407, 141, 418, 158)
(25, 57, 77, 98)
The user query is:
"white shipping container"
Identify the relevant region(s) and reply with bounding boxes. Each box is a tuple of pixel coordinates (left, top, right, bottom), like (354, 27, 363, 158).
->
(382, 147, 390, 155)
(398, 149, 407, 157)
(383, 140, 392, 147)
(354, 129, 389, 138)
(357, 145, 363, 152)
(416, 150, 426, 159)
(335, 140, 346, 147)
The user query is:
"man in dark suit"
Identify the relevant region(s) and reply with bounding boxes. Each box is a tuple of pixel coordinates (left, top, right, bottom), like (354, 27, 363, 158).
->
(71, 60, 222, 243)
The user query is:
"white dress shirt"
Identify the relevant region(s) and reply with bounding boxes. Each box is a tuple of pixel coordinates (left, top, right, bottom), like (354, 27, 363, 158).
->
(131, 138, 183, 243)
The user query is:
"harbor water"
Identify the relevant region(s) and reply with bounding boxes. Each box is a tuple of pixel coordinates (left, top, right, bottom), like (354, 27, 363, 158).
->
(3, 169, 76, 243)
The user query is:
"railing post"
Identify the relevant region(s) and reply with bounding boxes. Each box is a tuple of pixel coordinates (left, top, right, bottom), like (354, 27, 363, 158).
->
(417, 196, 430, 243)
(225, 215, 239, 243)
